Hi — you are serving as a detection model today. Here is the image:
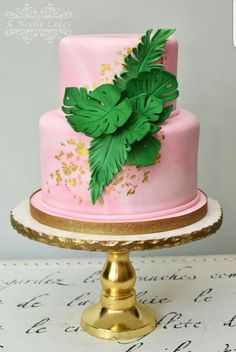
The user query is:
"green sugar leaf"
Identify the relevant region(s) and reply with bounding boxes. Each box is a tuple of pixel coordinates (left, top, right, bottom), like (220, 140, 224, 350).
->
(130, 94, 163, 122)
(63, 87, 87, 106)
(127, 134, 161, 167)
(113, 28, 175, 91)
(126, 69, 179, 103)
(158, 105, 173, 123)
(149, 124, 161, 133)
(119, 112, 151, 145)
(89, 134, 128, 204)
(64, 84, 132, 138)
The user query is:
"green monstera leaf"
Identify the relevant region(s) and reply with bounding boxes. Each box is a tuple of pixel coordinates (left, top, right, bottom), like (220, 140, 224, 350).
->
(130, 94, 163, 121)
(119, 94, 163, 145)
(158, 105, 173, 123)
(126, 69, 179, 103)
(89, 134, 129, 204)
(119, 112, 151, 145)
(127, 134, 161, 167)
(63, 84, 132, 138)
(113, 28, 175, 91)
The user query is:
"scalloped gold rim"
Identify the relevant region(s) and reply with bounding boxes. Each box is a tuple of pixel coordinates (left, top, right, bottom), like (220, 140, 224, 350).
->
(10, 206, 223, 252)
(29, 189, 208, 235)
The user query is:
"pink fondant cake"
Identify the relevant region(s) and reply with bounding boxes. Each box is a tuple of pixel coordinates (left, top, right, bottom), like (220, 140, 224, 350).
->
(30, 30, 207, 233)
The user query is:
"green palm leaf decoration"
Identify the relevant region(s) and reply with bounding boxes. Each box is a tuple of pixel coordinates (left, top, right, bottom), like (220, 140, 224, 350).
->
(113, 28, 175, 91)
(126, 69, 179, 103)
(63, 84, 132, 138)
(130, 94, 163, 121)
(89, 134, 129, 204)
(127, 134, 161, 167)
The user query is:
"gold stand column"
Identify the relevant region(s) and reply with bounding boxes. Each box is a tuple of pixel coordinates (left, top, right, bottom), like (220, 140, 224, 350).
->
(81, 252, 156, 340)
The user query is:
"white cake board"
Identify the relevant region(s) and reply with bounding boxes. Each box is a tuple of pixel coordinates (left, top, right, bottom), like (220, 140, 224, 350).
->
(11, 198, 222, 252)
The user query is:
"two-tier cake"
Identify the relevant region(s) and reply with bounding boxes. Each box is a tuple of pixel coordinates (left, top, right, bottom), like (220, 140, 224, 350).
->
(30, 29, 208, 234)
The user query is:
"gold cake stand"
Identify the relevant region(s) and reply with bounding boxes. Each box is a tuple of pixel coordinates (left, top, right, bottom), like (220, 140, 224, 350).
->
(11, 198, 222, 340)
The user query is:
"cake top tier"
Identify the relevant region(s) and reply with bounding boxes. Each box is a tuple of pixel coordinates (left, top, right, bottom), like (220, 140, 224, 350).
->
(59, 33, 178, 108)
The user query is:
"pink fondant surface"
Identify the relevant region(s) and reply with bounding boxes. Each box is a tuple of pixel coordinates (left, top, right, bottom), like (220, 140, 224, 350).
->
(31, 189, 207, 222)
(59, 34, 178, 109)
(38, 108, 200, 221)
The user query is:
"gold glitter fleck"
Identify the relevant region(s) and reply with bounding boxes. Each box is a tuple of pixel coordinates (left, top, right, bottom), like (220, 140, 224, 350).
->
(79, 166, 86, 175)
(49, 173, 54, 179)
(47, 188, 50, 193)
(55, 170, 62, 186)
(127, 185, 137, 196)
(155, 154, 161, 164)
(114, 60, 120, 66)
(78, 196, 83, 204)
(66, 152, 73, 159)
(100, 64, 112, 75)
(67, 138, 77, 146)
(116, 50, 123, 56)
(55, 151, 64, 160)
(98, 196, 104, 206)
(160, 131, 165, 140)
(127, 47, 132, 54)
(130, 175, 136, 180)
(75, 141, 88, 157)
(113, 176, 124, 186)
(142, 171, 150, 183)
(61, 162, 78, 176)
(68, 178, 76, 187)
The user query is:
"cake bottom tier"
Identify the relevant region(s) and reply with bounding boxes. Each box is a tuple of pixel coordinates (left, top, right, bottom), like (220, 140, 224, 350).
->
(30, 189, 207, 235)
(39, 108, 201, 223)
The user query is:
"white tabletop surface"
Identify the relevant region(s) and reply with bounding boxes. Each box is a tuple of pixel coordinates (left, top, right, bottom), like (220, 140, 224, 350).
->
(0, 255, 236, 351)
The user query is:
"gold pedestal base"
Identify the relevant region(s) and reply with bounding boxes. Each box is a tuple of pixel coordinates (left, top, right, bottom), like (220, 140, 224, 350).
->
(80, 252, 156, 340)
(81, 303, 156, 340)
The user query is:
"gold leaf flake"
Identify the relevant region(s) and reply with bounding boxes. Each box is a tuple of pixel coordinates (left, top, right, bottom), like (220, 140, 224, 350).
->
(112, 176, 124, 186)
(98, 196, 104, 206)
(55, 170, 62, 186)
(100, 64, 112, 75)
(142, 171, 150, 183)
(55, 151, 64, 160)
(67, 138, 77, 145)
(155, 154, 161, 164)
(61, 162, 78, 176)
(68, 178, 76, 187)
(66, 152, 73, 159)
(127, 185, 137, 196)
(75, 141, 88, 157)
(49, 173, 54, 179)
(130, 175, 136, 180)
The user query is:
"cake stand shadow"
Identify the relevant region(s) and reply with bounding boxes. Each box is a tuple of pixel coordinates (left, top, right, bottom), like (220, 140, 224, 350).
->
(11, 198, 222, 340)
